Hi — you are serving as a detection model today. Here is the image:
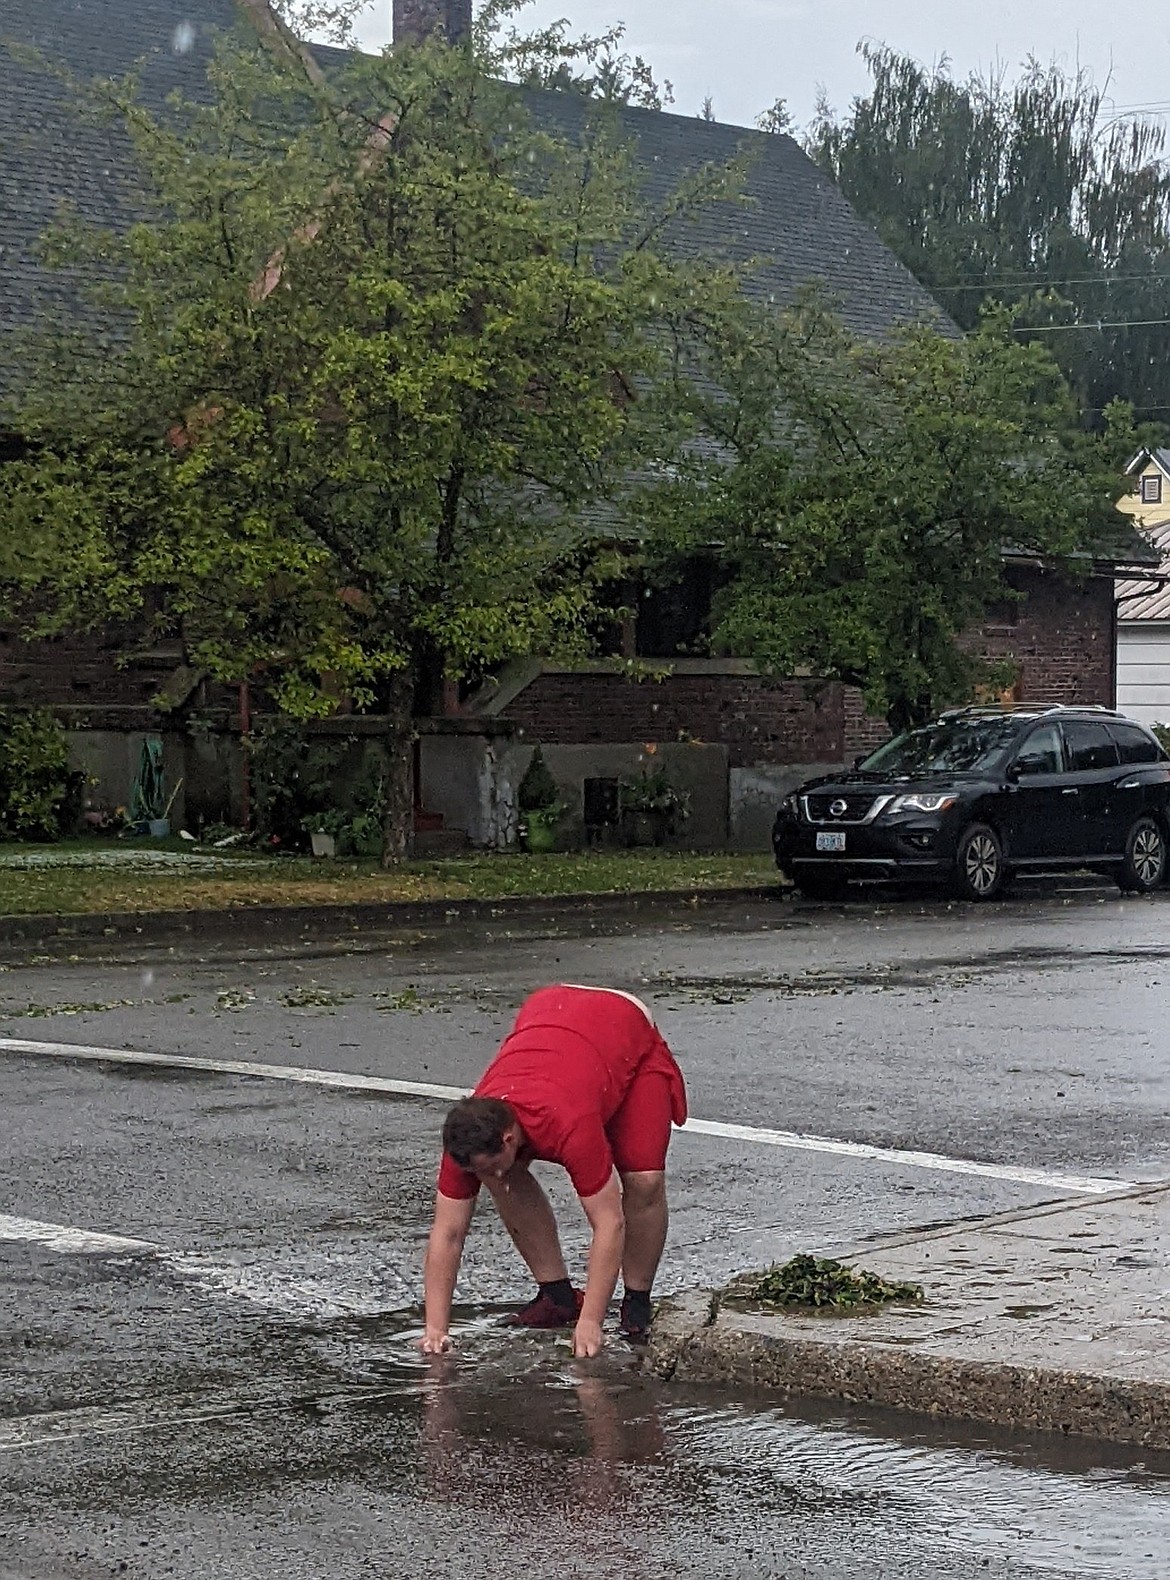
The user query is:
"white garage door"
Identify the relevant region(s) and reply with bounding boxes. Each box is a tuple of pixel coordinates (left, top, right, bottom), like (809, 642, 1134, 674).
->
(1117, 624, 1170, 730)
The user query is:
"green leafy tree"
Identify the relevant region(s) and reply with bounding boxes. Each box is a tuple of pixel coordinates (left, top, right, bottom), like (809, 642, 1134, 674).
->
(807, 45, 1170, 427)
(639, 297, 1130, 732)
(1, 1, 731, 855)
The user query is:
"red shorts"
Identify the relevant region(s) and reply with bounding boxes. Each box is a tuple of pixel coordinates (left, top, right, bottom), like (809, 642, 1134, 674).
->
(605, 1067, 676, 1175)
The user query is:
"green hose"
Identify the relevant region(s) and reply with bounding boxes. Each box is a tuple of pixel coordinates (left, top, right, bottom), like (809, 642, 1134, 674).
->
(129, 735, 165, 823)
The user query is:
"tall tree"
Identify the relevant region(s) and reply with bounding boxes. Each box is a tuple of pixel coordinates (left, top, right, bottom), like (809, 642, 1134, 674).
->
(1, 0, 734, 853)
(638, 296, 1131, 732)
(807, 46, 1170, 428)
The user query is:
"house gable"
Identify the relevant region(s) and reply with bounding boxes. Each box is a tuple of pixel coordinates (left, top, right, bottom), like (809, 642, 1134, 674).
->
(1116, 448, 1170, 623)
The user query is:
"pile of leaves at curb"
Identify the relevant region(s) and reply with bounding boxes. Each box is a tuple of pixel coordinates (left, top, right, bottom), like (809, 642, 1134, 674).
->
(732, 1255, 924, 1311)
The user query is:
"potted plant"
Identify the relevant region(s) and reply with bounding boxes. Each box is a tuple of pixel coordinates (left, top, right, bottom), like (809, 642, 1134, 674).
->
(618, 767, 691, 847)
(517, 746, 565, 853)
(302, 807, 351, 858)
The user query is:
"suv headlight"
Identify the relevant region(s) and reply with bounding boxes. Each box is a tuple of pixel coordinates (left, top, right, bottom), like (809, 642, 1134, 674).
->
(888, 793, 958, 815)
(781, 793, 800, 818)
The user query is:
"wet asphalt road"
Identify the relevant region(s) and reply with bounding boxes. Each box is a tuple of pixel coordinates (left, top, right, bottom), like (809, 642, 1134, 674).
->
(3, 877, 1170, 1577)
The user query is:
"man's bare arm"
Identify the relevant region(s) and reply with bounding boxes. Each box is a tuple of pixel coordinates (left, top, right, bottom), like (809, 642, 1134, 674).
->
(574, 1172, 626, 1358)
(421, 1192, 476, 1353)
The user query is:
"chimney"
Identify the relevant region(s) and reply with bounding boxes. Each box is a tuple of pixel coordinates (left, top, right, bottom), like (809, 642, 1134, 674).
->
(392, 0, 472, 44)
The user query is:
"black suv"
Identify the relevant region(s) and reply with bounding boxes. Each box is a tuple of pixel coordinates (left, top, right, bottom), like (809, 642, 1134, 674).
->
(771, 706, 1170, 901)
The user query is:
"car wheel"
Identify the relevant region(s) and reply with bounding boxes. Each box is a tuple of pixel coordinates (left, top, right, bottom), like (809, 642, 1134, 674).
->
(1117, 816, 1167, 894)
(794, 872, 850, 901)
(952, 823, 1004, 901)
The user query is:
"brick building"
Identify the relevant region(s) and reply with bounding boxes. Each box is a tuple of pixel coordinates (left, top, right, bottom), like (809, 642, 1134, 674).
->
(0, 0, 1155, 845)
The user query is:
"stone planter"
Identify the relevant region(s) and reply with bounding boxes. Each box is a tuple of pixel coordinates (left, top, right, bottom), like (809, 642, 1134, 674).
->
(523, 810, 560, 852)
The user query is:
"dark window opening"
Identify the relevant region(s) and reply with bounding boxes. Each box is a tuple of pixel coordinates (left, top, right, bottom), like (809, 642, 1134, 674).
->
(636, 554, 728, 658)
(583, 777, 620, 843)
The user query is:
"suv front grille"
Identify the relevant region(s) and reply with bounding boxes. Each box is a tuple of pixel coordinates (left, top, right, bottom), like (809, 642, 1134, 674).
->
(804, 792, 886, 825)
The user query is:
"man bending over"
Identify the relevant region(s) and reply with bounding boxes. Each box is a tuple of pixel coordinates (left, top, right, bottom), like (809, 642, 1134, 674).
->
(421, 984, 688, 1358)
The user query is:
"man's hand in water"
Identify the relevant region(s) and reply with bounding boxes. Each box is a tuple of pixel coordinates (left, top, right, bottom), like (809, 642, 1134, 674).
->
(420, 1328, 453, 1355)
(572, 1317, 604, 1358)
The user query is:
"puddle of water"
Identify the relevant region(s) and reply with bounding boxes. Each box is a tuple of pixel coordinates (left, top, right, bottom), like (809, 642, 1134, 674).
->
(10, 1301, 1170, 1578)
(283, 1306, 1170, 1578)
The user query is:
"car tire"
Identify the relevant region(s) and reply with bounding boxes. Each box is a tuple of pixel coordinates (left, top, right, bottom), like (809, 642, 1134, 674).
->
(952, 823, 1004, 901)
(793, 872, 850, 901)
(1117, 816, 1168, 894)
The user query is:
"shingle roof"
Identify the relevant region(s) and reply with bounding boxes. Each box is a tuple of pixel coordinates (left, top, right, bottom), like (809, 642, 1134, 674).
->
(0, 0, 241, 413)
(518, 89, 952, 341)
(0, 0, 948, 421)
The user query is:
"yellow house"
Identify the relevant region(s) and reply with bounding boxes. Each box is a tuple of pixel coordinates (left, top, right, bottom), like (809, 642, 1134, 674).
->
(1116, 449, 1170, 731)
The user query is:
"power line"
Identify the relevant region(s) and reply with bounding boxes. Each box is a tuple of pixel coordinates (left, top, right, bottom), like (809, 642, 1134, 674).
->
(1080, 403, 1170, 414)
(939, 272, 1170, 292)
(1014, 317, 1170, 332)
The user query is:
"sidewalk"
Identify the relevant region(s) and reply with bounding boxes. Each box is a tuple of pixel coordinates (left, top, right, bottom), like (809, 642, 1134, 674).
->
(647, 1184, 1170, 1449)
(0, 883, 778, 952)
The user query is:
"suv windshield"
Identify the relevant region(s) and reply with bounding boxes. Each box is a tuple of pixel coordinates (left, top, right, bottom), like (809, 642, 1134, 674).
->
(860, 717, 1022, 777)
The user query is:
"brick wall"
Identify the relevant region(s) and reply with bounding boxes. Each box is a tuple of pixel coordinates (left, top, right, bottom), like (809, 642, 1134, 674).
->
(0, 630, 177, 708)
(501, 569, 1118, 764)
(978, 568, 1115, 706)
(501, 671, 846, 768)
(842, 689, 890, 759)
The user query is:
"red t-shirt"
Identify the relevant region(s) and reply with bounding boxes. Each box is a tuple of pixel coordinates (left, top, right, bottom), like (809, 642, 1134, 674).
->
(437, 984, 685, 1202)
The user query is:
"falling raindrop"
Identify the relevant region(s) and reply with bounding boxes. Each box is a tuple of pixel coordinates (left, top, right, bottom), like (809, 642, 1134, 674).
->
(172, 20, 195, 55)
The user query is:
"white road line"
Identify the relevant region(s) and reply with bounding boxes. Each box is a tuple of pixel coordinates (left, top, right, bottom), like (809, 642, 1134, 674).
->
(0, 1212, 157, 1256)
(0, 1036, 1135, 1197)
(0, 1211, 410, 1320)
(0, 1036, 466, 1102)
(679, 1119, 1132, 1196)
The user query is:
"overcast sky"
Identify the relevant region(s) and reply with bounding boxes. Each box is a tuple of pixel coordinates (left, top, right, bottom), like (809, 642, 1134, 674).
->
(349, 0, 1170, 133)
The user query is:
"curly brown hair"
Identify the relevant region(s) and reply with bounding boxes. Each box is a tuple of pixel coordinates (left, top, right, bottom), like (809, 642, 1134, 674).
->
(442, 1096, 516, 1167)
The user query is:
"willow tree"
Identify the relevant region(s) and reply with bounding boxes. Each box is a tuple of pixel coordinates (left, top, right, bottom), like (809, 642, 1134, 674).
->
(807, 46, 1170, 425)
(1, 0, 734, 855)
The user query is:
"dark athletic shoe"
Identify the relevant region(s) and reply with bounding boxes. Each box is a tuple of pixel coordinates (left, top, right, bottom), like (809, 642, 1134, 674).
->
(619, 1294, 652, 1345)
(501, 1289, 585, 1329)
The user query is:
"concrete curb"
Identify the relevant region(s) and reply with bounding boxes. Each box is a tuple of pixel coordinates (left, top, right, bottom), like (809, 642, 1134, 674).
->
(645, 1291, 1170, 1450)
(645, 1188, 1170, 1450)
(0, 884, 783, 952)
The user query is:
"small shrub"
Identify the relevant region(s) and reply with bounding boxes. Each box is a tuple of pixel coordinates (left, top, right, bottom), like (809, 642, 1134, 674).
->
(518, 746, 561, 813)
(1154, 723, 1170, 757)
(250, 717, 386, 854)
(0, 707, 80, 841)
(618, 767, 690, 821)
(248, 717, 337, 846)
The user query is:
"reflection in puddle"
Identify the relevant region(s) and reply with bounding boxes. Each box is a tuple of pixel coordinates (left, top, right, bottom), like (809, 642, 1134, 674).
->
(294, 1305, 1170, 1578)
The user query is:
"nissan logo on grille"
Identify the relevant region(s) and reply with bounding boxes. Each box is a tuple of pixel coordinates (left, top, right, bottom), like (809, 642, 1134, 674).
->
(829, 799, 849, 818)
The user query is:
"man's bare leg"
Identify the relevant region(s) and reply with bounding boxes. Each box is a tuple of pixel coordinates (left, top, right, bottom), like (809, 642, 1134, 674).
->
(618, 1170, 668, 1291)
(483, 1164, 568, 1284)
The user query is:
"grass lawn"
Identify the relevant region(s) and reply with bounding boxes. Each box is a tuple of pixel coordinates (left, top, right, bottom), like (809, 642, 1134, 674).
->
(0, 841, 779, 917)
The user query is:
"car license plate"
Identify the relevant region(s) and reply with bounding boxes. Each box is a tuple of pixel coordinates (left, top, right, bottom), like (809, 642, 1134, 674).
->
(816, 831, 846, 853)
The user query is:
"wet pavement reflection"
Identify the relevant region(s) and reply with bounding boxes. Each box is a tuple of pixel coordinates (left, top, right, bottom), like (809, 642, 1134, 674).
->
(8, 1299, 1170, 1577)
(139, 1310, 1170, 1580)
